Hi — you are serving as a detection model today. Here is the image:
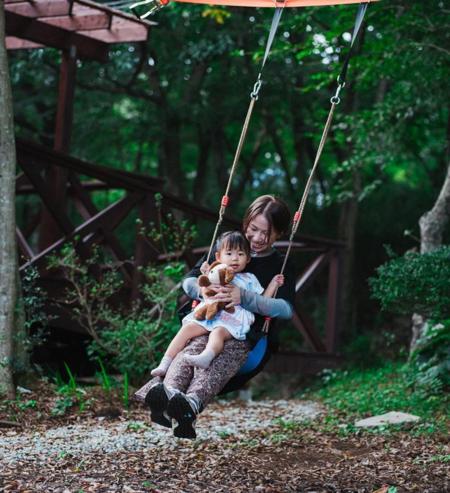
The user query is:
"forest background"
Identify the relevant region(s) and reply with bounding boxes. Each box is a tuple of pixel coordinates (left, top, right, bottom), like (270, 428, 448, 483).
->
(3, 0, 450, 385)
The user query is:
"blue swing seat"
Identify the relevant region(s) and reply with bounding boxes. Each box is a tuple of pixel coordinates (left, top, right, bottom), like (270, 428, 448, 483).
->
(237, 336, 268, 375)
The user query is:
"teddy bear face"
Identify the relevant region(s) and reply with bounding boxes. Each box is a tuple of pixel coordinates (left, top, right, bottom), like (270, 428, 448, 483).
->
(198, 261, 235, 288)
(208, 263, 230, 285)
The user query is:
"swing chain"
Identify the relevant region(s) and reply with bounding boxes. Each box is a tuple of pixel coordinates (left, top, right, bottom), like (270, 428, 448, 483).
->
(330, 79, 346, 105)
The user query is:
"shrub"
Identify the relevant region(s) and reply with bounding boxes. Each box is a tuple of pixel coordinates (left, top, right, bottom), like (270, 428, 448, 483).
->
(87, 262, 186, 382)
(369, 246, 450, 320)
(48, 203, 196, 383)
(369, 246, 450, 396)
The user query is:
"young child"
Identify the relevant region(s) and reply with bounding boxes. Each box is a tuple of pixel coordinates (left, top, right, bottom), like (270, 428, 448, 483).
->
(151, 231, 284, 376)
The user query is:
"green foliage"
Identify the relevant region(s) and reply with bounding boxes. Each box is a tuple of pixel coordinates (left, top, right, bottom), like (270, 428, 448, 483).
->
(48, 243, 124, 345)
(51, 363, 86, 416)
(369, 246, 450, 320)
(17, 266, 50, 364)
(410, 320, 450, 397)
(301, 361, 449, 435)
(123, 372, 129, 409)
(48, 213, 196, 383)
(96, 358, 113, 393)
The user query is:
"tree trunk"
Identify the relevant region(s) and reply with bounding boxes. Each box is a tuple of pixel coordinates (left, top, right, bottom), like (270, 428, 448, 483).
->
(419, 160, 450, 254)
(0, 1, 17, 398)
(338, 170, 362, 338)
(410, 160, 450, 353)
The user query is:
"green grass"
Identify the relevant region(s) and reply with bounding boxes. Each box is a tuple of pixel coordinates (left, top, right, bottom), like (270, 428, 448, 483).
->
(298, 360, 449, 435)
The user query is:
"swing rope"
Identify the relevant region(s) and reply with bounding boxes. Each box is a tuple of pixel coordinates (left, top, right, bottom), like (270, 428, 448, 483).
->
(206, 6, 285, 264)
(261, 2, 369, 333)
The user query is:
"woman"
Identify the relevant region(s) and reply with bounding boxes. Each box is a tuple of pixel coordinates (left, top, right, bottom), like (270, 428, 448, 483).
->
(135, 195, 296, 439)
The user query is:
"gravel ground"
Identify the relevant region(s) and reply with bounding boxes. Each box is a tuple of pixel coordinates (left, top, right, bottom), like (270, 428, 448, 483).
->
(0, 399, 322, 465)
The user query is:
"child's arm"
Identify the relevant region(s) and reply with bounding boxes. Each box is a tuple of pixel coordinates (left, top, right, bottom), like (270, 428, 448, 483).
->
(263, 274, 284, 298)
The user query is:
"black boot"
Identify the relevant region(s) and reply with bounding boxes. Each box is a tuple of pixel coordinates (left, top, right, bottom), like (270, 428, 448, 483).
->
(166, 393, 201, 439)
(144, 383, 171, 428)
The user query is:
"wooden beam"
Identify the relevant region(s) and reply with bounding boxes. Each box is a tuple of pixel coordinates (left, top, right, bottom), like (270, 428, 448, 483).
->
(16, 139, 164, 192)
(19, 193, 142, 271)
(292, 310, 326, 352)
(5, 36, 44, 49)
(38, 47, 77, 249)
(6, 1, 72, 18)
(42, 12, 110, 31)
(54, 47, 77, 152)
(84, 20, 148, 43)
(295, 252, 331, 294)
(19, 161, 95, 264)
(76, 0, 155, 27)
(265, 351, 341, 374)
(6, 1, 112, 30)
(5, 10, 109, 61)
(16, 227, 34, 260)
(69, 173, 134, 281)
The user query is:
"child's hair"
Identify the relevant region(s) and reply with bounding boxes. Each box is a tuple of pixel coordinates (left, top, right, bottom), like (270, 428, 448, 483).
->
(216, 231, 251, 258)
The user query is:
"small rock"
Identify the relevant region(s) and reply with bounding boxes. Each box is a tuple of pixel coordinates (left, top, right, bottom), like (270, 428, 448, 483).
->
(355, 411, 420, 428)
(16, 386, 32, 394)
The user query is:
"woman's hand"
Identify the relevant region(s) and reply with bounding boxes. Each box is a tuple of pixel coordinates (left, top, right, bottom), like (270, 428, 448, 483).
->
(200, 285, 218, 299)
(212, 285, 241, 309)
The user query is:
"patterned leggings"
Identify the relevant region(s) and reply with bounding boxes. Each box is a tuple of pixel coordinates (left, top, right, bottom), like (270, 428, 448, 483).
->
(134, 335, 250, 408)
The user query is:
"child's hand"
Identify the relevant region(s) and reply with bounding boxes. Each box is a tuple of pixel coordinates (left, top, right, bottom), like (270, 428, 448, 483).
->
(200, 262, 210, 274)
(273, 274, 284, 286)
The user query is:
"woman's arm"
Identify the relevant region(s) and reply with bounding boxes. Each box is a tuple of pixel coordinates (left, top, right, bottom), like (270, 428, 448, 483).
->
(240, 289, 293, 319)
(182, 277, 201, 300)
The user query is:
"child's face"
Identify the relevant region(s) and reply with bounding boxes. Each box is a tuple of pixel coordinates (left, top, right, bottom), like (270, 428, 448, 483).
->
(216, 246, 249, 273)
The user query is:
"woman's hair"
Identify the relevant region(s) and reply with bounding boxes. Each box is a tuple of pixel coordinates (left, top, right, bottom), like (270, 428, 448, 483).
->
(216, 231, 251, 258)
(242, 195, 291, 239)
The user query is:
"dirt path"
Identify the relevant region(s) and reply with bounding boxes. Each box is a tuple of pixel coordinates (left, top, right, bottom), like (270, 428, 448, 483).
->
(0, 399, 448, 492)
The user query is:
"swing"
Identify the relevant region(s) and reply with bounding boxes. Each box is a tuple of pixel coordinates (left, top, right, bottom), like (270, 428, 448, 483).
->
(163, 0, 372, 391)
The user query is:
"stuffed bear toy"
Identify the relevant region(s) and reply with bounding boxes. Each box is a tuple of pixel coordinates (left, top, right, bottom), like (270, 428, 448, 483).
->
(194, 261, 235, 321)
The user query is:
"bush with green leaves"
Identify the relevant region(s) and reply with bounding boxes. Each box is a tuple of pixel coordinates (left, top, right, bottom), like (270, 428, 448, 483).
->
(87, 262, 186, 382)
(369, 246, 450, 396)
(369, 246, 450, 320)
(48, 207, 196, 383)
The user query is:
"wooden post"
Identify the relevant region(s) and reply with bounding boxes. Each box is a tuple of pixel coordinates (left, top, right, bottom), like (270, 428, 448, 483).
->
(325, 248, 342, 353)
(39, 46, 77, 250)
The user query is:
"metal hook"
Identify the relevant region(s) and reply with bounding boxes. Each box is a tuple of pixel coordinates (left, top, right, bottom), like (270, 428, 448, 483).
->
(330, 82, 345, 105)
(250, 78, 262, 100)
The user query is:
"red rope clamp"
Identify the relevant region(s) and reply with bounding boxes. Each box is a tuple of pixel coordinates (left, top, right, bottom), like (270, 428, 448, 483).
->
(264, 317, 272, 322)
(293, 211, 301, 223)
(221, 195, 229, 207)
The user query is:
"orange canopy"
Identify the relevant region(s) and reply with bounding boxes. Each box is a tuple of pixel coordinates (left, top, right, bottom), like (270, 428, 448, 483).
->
(175, 0, 375, 8)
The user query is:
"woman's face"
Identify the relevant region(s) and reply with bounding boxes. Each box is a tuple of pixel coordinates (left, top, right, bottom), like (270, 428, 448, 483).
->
(245, 214, 279, 254)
